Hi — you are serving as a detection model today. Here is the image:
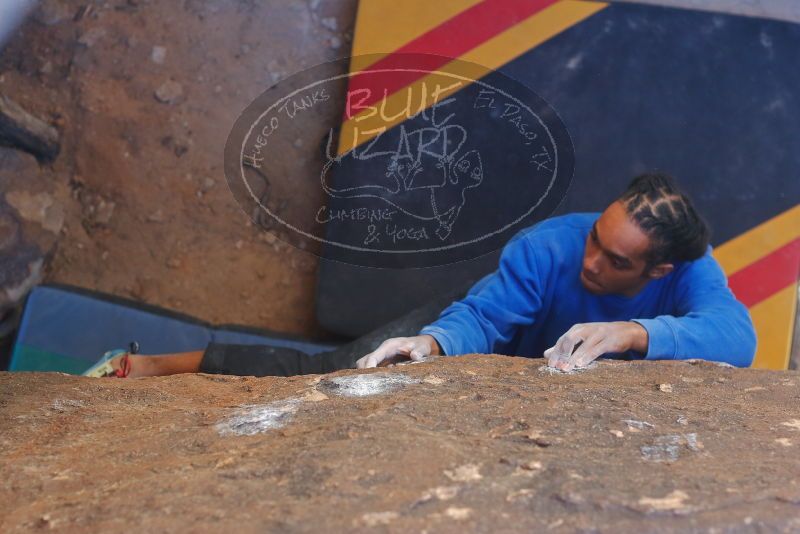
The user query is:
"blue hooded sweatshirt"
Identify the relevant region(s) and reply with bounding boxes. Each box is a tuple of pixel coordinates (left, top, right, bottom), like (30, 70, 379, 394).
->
(419, 213, 757, 367)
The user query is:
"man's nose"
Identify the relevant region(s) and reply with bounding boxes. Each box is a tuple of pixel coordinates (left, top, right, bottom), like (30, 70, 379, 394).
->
(584, 253, 601, 274)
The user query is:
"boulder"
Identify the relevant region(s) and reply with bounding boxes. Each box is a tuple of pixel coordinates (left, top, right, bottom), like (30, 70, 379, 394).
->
(1, 355, 799, 532)
(0, 147, 62, 329)
(0, 94, 60, 163)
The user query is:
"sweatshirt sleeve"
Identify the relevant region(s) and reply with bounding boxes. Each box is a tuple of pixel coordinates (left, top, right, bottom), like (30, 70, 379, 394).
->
(418, 233, 550, 356)
(631, 249, 757, 367)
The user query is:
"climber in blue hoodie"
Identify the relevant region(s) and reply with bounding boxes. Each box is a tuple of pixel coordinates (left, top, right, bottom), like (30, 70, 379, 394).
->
(357, 172, 757, 371)
(85, 173, 756, 378)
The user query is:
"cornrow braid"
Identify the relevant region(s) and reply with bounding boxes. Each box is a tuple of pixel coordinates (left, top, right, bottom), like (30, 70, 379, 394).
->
(619, 173, 711, 267)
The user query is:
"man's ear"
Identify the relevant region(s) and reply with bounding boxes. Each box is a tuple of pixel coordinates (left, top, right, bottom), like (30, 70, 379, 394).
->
(647, 263, 674, 280)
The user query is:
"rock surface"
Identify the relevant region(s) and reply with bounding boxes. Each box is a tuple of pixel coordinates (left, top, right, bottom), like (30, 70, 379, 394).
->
(0, 147, 66, 330)
(2, 355, 800, 532)
(0, 0, 358, 334)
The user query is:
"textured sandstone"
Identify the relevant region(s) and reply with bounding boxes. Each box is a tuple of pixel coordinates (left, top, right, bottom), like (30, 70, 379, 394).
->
(2, 355, 800, 532)
(0, 147, 66, 325)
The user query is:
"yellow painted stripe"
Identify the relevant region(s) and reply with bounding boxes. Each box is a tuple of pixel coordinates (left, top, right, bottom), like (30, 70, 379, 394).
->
(711, 205, 800, 369)
(749, 282, 798, 370)
(350, 0, 483, 72)
(339, 0, 608, 156)
(712, 204, 800, 276)
(462, 0, 606, 76)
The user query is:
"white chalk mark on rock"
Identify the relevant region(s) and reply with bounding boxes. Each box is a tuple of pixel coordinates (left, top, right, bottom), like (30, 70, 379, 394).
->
(423, 375, 445, 385)
(395, 356, 432, 366)
(538, 362, 597, 375)
(775, 438, 793, 447)
(506, 488, 534, 502)
(420, 486, 459, 502)
(444, 463, 482, 482)
(641, 433, 702, 462)
(151, 45, 167, 64)
(216, 398, 301, 436)
(681, 376, 704, 384)
(639, 490, 689, 511)
(320, 373, 418, 397)
(684, 359, 734, 368)
(780, 419, 800, 431)
(445, 507, 472, 520)
(622, 419, 655, 431)
(360, 511, 399, 527)
(51, 399, 85, 412)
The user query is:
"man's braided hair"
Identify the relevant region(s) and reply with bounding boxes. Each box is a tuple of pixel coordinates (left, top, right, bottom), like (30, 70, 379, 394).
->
(619, 173, 710, 267)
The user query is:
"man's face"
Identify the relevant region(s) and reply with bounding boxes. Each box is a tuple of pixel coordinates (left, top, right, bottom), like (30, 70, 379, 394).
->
(580, 201, 659, 297)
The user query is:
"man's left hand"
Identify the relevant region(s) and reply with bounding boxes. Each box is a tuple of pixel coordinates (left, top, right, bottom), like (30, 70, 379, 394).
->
(544, 321, 648, 371)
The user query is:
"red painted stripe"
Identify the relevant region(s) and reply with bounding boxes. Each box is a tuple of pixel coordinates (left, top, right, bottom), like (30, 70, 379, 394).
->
(344, 0, 558, 120)
(727, 237, 800, 307)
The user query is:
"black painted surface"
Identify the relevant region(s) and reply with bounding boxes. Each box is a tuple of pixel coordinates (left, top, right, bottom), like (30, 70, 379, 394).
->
(317, 3, 800, 337)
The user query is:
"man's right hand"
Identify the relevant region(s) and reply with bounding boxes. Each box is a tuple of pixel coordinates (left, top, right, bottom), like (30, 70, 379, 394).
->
(356, 335, 441, 369)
